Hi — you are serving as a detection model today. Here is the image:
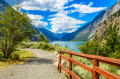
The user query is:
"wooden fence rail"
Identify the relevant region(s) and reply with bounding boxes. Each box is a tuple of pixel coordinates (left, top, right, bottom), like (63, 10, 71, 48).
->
(58, 50, 120, 79)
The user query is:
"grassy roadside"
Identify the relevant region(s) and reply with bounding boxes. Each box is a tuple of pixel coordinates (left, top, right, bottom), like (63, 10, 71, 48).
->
(0, 50, 34, 71)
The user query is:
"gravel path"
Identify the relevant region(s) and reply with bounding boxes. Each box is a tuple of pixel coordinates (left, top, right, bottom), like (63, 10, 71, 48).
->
(0, 49, 64, 79)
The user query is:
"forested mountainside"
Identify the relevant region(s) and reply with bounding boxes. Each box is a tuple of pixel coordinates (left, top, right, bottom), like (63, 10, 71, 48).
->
(96, 9, 120, 41)
(61, 1, 120, 41)
(79, 8, 120, 59)
(0, 0, 9, 13)
(37, 27, 60, 41)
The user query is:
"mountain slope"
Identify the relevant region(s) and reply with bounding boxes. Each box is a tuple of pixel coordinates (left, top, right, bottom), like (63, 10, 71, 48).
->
(37, 27, 60, 41)
(56, 33, 66, 38)
(0, 0, 9, 13)
(0, 1, 58, 42)
(62, 1, 120, 41)
(30, 27, 52, 42)
(96, 9, 120, 41)
(61, 10, 106, 41)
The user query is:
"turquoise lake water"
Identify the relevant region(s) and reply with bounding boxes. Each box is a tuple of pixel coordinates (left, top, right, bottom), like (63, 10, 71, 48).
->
(49, 41, 85, 52)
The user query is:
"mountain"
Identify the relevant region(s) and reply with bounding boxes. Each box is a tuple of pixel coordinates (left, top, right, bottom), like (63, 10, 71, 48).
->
(61, 1, 120, 41)
(61, 10, 106, 41)
(37, 27, 60, 41)
(96, 9, 120, 41)
(0, 0, 9, 13)
(30, 27, 51, 42)
(0, 1, 59, 42)
(56, 33, 66, 38)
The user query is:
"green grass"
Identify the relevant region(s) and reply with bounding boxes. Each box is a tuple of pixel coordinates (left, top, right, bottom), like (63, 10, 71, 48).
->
(0, 50, 34, 70)
(15, 50, 34, 59)
(62, 53, 120, 79)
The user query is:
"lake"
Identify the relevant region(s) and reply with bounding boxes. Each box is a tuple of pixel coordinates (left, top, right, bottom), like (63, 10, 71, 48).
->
(49, 41, 85, 52)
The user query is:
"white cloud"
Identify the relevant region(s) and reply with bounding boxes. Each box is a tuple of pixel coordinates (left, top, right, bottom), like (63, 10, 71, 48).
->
(11, 0, 107, 33)
(28, 14, 48, 28)
(49, 12, 86, 33)
(19, 0, 73, 12)
(67, 2, 106, 13)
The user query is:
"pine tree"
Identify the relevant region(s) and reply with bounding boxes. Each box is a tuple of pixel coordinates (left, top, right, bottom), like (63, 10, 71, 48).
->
(38, 32, 47, 43)
(102, 23, 120, 56)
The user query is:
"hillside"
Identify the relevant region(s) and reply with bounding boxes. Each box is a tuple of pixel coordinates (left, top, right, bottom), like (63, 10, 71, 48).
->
(56, 33, 66, 38)
(0, 0, 9, 13)
(30, 27, 52, 42)
(38, 27, 60, 41)
(61, 1, 120, 41)
(96, 10, 120, 41)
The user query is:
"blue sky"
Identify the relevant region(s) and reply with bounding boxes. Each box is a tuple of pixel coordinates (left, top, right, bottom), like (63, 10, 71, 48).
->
(5, 0, 118, 33)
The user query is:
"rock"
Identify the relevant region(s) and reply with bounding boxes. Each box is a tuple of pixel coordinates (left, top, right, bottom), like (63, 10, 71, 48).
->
(54, 59, 67, 67)
(61, 59, 65, 64)
(54, 62, 58, 67)
(56, 54, 59, 58)
(55, 52, 58, 56)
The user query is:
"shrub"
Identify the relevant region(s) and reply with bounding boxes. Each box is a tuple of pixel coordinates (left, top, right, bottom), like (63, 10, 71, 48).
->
(41, 43, 50, 50)
(49, 44, 55, 50)
(103, 20, 107, 24)
(0, 53, 4, 60)
(109, 50, 120, 59)
(10, 53, 20, 60)
(18, 41, 46, 49)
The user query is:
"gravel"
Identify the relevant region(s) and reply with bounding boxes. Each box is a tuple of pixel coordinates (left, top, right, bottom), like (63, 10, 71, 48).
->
(0, 49, 64, 79)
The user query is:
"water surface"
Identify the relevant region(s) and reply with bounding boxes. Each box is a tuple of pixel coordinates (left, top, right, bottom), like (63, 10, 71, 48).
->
(49, 41, 85, 52)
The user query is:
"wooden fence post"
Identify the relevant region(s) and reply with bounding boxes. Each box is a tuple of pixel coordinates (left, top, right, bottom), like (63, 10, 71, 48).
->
(69, 54, 72, 79)
(59, 51, 61, 73)
(93, 59, 99, 79)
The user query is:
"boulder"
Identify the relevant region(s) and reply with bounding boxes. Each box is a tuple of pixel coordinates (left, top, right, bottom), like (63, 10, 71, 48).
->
(55, 52, 58, 56)
(54, 62, 58, 67)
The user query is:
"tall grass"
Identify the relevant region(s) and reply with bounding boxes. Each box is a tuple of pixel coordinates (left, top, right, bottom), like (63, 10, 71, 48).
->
(18, 41, 72, 52)
(63, 54, 120, 79)
(18, 41, 120, 79)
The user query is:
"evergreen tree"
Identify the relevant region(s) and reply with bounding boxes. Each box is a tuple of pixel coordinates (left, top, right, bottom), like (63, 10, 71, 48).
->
(38, 32, 47, 43)
(78, 23, 120, 59)
(0, 4, 35, 58)
(78, 34, 101, 55)
(102, 24, 120, 56)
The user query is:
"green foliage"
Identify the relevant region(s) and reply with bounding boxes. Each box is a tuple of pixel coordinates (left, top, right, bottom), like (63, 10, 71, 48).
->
(54, 43, 72, 52)
(38, 33, 47, 43)
(18, 41, 46, 49)
(110, 50, 120, 59)
(102, 24, 120, 57)
(64, 55, 120, 79)
(0, 53, 4, 60)
(78, 23, 120, 59)
(78, 34, 101, 55)
(0, 4, 35, 58)
(112, 13, 117, 17)
(10, 53, 20, 60)
(103, 20, 107, 24)
(41, 43, 50, 51)
(72, 32, 90, 41)
(110, 9, 120, 18)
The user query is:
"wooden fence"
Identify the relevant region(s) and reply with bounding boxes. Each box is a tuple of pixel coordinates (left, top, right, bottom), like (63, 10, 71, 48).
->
(58, 50, 120, 79)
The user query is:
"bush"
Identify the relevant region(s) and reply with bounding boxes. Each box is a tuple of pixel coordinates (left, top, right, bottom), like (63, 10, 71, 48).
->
(103, 20, 107, 24)
(109, 50, 120, 59)
(18, 41, 46, 49)
(0, 53, 4, 60)
(49, 44, 55, 50)
(41, 43, 50, 50)
(10, 53, 20, 60)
